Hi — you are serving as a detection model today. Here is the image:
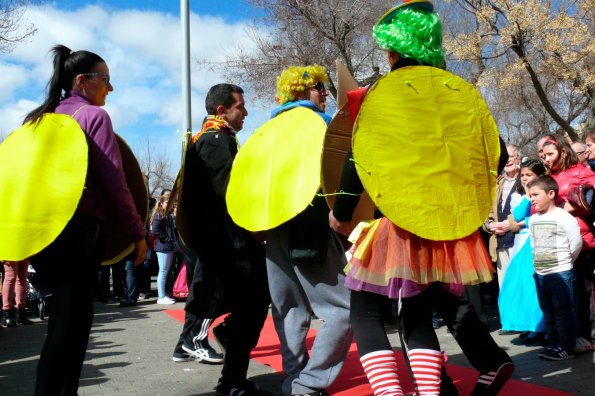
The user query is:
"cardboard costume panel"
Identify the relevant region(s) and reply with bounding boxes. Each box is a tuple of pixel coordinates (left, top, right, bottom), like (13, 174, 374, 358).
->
(353, 66, 500, 241)
(226, 107, 327, 231)
(0, 114, 88, 261)
(174, 133, 193, 250)
(335, 60, 359, 110)
(322, 104, 375, 224)
(101, 134, 148, 265)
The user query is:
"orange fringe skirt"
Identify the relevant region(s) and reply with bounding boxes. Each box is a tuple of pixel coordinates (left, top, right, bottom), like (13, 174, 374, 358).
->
(344, 218, 494, 298)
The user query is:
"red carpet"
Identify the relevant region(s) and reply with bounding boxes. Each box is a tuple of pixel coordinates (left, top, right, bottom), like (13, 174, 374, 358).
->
(165, 310, 572, 395)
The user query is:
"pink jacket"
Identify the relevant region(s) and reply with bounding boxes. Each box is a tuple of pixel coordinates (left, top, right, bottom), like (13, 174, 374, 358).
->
(552, 164, 595, 249)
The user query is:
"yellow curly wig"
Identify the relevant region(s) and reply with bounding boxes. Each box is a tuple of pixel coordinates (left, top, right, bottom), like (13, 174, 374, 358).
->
(276, 65, 329, 104)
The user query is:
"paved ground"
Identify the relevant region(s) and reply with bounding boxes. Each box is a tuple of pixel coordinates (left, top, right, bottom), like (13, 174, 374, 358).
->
(1, 294, 593, 396)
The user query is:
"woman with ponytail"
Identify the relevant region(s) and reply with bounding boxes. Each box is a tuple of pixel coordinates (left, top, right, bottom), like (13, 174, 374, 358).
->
(25, 45, 146, 396)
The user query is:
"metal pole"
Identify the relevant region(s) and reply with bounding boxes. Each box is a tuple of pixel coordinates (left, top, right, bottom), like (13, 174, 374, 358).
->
(181, 0, 192, 140)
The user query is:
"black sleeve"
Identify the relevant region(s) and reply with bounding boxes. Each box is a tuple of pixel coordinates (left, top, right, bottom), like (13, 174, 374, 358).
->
(332, 149, 364, 221)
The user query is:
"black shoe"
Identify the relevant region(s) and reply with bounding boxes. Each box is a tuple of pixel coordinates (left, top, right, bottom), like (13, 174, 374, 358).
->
(432, 312, 441, 329)
(538, 345, 553, 359)
(471, 361, 514, 396)
(17, 308, 33, 325)
(172, 342, 193, 362)
(118, 299, 137, 307)
(510, 331, 545, 346)
(138, 292, 151, 300)
(3, 309, 18, 327)
(182, 339, 224, 364)
(212, 321, 229, 352)
(519, 331, 532, 340)
(540, 346, 574, 361)
(215, 379, 267, 396)
(498, 329, 521, 336)
(523, 332, 545, 346)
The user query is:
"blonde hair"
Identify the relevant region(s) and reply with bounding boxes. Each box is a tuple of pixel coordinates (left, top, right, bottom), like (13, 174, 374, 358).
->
(150, 191, 171, 225)
(275, 65, 329, 105)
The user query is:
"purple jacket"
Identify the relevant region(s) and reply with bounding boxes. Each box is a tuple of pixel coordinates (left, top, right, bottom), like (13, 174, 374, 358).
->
(55, 91, 145, 242)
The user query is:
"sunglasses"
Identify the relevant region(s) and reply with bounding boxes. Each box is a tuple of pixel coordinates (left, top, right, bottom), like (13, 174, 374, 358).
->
(81, 72, 111, 85)
(310, 81, 327, 93)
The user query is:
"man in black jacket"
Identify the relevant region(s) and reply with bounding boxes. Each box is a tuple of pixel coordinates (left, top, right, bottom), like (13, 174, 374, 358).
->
(171, 84, 270, 396)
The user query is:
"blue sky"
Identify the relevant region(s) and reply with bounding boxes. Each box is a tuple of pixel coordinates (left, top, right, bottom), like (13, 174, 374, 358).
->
(0, 0, 273, 168)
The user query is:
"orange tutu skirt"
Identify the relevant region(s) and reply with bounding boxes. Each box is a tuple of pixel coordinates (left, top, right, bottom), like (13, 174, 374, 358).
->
(344, 218, 494, 298)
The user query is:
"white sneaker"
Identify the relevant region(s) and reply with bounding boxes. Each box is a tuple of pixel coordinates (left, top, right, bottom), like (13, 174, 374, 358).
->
(181, 340, 224, 364)
(575, 337, 595, 353)
(157, 297, 175, 305)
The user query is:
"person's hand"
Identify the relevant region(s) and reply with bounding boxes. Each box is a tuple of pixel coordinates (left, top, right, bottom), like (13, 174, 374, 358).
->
(489, 221, 506, 236)
(329, 211, 353, 236)
(499, 220, 511, 233)
(133, 239, 147, 266)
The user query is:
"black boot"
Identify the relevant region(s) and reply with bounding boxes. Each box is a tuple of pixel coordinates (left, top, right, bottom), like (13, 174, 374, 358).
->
(3, 309, 18, 327)
(18, 308, 33, 325)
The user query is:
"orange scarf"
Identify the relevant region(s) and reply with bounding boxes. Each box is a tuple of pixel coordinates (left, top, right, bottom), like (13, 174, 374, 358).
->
(191, 115, 233, 144)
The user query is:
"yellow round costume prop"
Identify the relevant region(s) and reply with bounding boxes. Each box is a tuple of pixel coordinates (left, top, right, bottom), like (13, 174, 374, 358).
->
(101, 134, 148, 265)
(227, 107, 327, 231)
(353, 66, 500, 241)
(0, 114, 88, 261)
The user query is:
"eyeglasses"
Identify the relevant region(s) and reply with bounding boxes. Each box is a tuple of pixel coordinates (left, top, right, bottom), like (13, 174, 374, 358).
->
(310, 81, 328, 94)
(81, 73, 111, 85)
(575, 151, 586, 156)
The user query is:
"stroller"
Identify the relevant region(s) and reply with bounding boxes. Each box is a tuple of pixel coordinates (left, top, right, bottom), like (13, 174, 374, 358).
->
(26, 264, 52, 320)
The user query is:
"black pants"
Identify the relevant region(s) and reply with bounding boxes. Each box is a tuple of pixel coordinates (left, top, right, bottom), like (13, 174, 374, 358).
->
(351, 284, 511, 373)
(179, 244, 270, 382)
(574, 250, 595, 341)
(29, 216, 105, 396)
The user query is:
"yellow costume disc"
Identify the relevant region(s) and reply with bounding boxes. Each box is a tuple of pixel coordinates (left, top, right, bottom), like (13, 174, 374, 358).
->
(0, 114, 88, 261)
(353, 66, 500, 241)
(227, 107, 327, 231)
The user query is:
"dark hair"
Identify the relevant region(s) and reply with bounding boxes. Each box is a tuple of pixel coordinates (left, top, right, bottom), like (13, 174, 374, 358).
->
(542, 135, 578, 172)
(24, 44, 105, 124)
(205, 83, 244, 115)
(513, 158, 547, 194)
(527, 175, 559, 198)
(520, 158, 547, 177)
(585, 128, 595, 142)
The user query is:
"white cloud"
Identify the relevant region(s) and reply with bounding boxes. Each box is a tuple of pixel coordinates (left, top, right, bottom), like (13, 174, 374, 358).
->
(0, 99, 38, 141)
(0, 63, 30, 103)
(0, 3, 267, 165)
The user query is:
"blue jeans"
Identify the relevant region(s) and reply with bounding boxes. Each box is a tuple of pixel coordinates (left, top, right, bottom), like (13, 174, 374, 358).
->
(156, 252, 174, 299)
(123, 255, 137, 302)
(534, 270, 578, 352)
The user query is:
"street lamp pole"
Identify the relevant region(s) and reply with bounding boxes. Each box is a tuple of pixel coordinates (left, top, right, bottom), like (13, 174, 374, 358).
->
(181, 0, 192, 146)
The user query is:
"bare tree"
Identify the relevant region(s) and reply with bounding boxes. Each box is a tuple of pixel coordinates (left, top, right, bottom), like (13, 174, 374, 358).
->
(134, 136, 176, 198)
(205, 0, 593, 149)
(442, 0, 594, 142)
(198, 0, 392, 101)
(1, 0, 38, 53)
